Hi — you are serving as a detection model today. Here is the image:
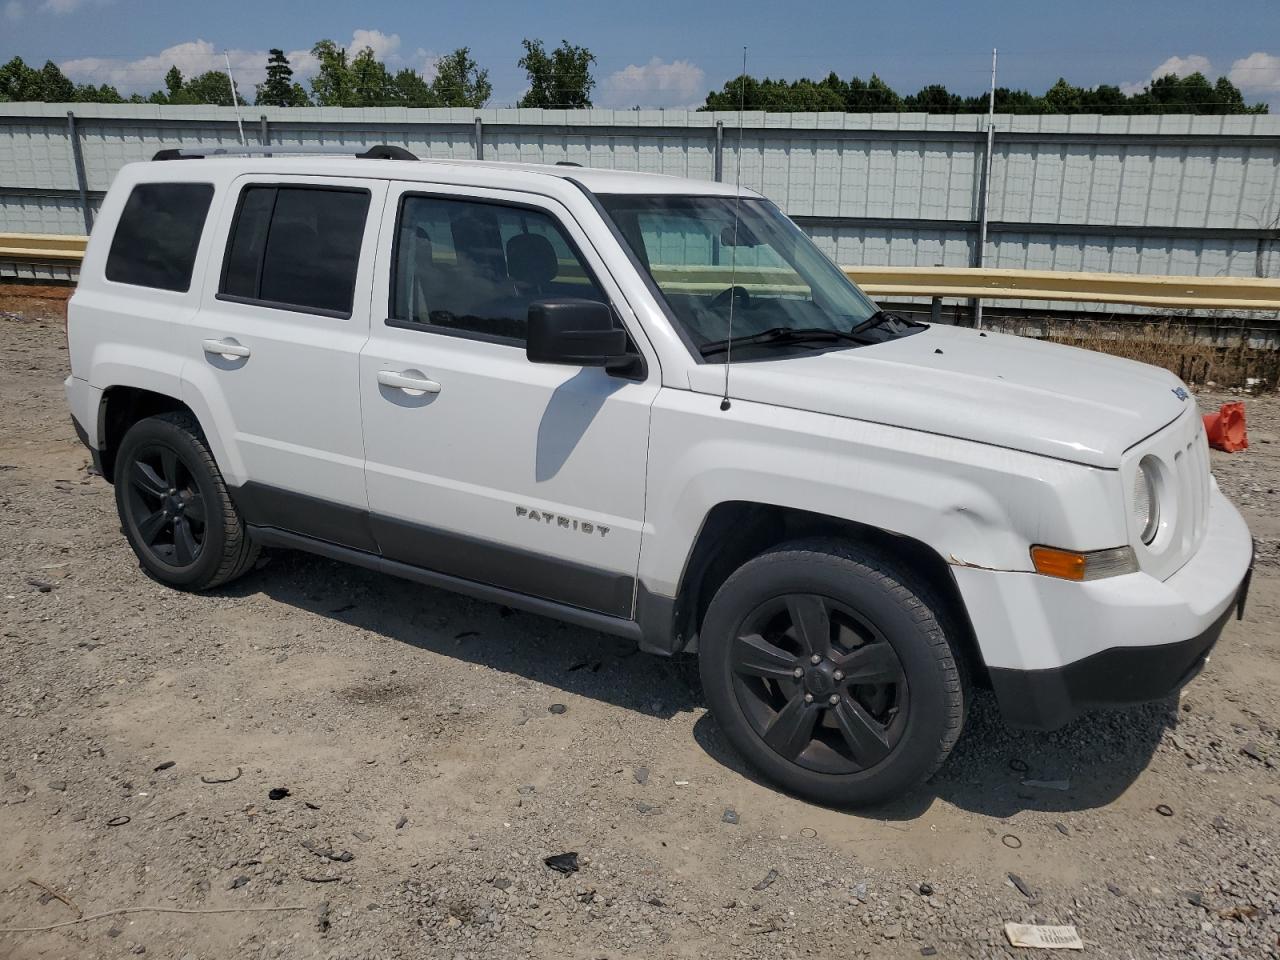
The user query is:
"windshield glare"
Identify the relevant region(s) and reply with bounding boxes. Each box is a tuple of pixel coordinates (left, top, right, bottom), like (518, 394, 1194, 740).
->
(599, 195, 881, 358)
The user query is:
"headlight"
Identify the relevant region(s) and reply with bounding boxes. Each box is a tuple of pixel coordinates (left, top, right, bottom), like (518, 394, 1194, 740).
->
(1134, 457, 1160, 544)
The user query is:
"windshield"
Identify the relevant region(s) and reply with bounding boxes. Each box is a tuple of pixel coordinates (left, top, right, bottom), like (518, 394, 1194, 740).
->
(598, 195, 913, 360)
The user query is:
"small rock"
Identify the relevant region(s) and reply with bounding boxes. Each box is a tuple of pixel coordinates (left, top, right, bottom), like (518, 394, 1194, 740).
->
(543, 852, 579, 875)
(1156, 804, 1174, 817)
(153, 761, 175, 772)
(548, 703, 567, 715)
(920, 948, 938, 957)
(395, 815, 408, 830)
(267, 787, 290, 801)
(918, 882, 934, 896)
(352, 831, 372, 842)
(228, 875, 250, 890)
(47, 780, 67, 792)
(1007, 873, 1034, 900)
(1240, 742, 1265, 763)
(517, 784, 536, 795)
(633, 767, 649, 785)
(1054, 822, 1070, 837)
(752, 869, 779, 892)
(722, 808, 739, 825)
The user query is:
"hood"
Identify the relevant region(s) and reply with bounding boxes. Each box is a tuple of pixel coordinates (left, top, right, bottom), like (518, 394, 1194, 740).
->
(686, 324, 1190, 468)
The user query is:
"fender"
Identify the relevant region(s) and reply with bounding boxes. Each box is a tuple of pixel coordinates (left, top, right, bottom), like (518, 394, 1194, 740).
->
(638, 389, 1127, 599)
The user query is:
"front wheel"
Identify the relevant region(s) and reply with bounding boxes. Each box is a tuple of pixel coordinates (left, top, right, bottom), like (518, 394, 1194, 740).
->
(698, 539, 968, 807)
(114, 411, 258, 591)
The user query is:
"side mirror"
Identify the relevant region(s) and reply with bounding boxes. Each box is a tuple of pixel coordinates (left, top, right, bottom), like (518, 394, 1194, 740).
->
(526, 299, 630, 367)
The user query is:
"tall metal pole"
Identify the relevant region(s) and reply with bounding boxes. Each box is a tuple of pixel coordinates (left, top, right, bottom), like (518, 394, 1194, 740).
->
(974, 48, 997, 330)
(66, 110, 92, 233)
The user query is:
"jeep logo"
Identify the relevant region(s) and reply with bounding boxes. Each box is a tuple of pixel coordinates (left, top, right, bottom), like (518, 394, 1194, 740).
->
(515, 505, 610, 538)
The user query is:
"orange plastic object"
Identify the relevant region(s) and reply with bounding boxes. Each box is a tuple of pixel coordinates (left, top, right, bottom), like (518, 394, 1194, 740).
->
(1203, 402, 1248, 453)
(1030, 546, 1087, 581)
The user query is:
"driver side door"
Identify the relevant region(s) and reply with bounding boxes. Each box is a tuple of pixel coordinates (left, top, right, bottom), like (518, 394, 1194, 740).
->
(358, 183, 660, 618)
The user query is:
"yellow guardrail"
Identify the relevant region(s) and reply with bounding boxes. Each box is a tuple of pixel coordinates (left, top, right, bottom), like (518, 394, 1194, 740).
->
(0, 233, 88, 260)
(846, 266, 1280, 311)
(2, 233, 1279, 311)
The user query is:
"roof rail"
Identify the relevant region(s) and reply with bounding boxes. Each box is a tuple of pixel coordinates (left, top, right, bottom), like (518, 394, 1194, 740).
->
(151, 144, 420, 162)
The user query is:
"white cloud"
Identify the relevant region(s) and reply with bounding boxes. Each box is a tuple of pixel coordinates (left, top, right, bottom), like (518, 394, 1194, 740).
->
(601, 57, 706, 109)
(347, 29, 400, 61)
(1229, 51, 1280, 95)
(1119, 53, 1215, 96)
(60, 40, 296, 94)
(57, 29, 415, 96)
(3, 0, 23, 21)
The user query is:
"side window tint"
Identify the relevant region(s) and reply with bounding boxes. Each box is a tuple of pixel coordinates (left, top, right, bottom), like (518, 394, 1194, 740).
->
(221, 186, 273, 299)
(105, 182, 214, 291)
(390, 195, 606, 344)
(219, 185, 370, 316)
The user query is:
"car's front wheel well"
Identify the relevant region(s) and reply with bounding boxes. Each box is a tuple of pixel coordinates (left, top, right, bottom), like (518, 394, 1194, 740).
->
(98, 387, 194, 483)
(672, 502, 988, 685)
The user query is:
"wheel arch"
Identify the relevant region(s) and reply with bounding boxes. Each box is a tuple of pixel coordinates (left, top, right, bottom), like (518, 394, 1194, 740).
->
(97, 385, 197, 483)
(655, 501, 988, 685)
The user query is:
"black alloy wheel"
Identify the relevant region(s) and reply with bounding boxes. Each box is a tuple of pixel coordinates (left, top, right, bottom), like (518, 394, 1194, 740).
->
(699, 539, 968, 807)
(729, 593, 908, 775)
(122, 442, 207, 568)
(113, 412, 259, 590)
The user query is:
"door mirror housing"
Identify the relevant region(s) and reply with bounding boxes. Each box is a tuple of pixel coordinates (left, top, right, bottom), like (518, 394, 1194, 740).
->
(527, 299, 632, 369)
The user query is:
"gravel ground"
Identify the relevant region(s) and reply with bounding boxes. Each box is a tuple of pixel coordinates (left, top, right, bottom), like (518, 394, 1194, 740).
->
(1, 307, 1278, 960)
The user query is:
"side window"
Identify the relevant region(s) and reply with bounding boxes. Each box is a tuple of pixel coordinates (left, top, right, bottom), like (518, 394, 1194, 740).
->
(390, 195, 607, 344)
(105, 182, 214, 292)
(219, 185, 371, 317)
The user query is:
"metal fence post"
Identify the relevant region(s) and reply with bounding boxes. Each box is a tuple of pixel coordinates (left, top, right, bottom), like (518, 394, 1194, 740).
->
(66, 110, 92, 233)
(714, 120, 724, 181)
(475, 116, 484, 160)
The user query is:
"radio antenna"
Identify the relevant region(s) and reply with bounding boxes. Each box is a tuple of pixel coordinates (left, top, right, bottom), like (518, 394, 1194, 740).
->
(719, 45, 747, 412)
(223, 51, 246, 146)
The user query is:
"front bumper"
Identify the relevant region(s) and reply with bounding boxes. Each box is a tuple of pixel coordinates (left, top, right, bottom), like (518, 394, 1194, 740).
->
(953, 485, 1253, 730)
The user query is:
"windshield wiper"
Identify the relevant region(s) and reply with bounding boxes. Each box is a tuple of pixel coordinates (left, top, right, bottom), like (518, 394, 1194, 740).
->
(848, 310, 913, 337)
(698, 326, 862, 357)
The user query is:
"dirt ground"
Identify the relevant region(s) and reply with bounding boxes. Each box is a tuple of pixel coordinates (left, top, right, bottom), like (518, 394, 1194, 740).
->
(1, 306, 1278, 960)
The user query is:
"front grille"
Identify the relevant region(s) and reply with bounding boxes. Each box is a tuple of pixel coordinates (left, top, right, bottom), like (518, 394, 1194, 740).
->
(1171, 422, 1211, 562)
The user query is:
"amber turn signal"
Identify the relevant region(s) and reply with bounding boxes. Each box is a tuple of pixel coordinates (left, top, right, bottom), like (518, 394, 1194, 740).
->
(1030, 544, 1138, 582)
(1030, 546, 1087, 580)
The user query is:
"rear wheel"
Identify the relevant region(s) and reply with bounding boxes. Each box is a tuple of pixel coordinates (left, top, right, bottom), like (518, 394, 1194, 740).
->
(698, 538, 968, 806)
(114, 412, 258, 590)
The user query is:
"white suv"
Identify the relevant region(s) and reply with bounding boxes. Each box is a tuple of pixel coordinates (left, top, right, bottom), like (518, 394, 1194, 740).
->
(65, 146, 1254, 805)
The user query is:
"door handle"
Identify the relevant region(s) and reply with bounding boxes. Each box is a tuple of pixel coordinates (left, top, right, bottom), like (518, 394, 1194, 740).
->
(202, 338, 251, 360)
(377, 369, 441, 395)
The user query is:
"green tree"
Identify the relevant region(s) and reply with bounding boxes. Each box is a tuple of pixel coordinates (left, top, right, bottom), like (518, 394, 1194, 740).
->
(903, 83, 963, 113)
(38, 60, 75, 101)
(256, 49, 309, 107)
(164, 65, 184, 100)
(518, 39, 595, 108)
(431, 47, 491, 107)
(390, 67, 437, 107)
(349, 46, 393, 105)
(165, 68, 244, 106)
(310, 39, 351, 106)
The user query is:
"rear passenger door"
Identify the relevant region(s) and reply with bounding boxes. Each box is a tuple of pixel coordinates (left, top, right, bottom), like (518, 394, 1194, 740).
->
(185, 176, 387, 548)
(358, 183, 659, 618)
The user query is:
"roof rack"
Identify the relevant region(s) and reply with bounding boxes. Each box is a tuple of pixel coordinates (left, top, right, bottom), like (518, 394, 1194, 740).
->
(152, 144, 419, 162)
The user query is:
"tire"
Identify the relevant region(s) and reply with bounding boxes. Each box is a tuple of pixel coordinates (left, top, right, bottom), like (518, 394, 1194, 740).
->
(698, 538, 968, 807)
(114, 411, 258, 591)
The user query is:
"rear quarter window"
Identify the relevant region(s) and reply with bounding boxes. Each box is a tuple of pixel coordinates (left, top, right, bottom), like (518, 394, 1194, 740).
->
(105, 182, 215, 292)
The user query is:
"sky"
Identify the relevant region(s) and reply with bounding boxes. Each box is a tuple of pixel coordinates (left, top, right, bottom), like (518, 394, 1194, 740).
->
(4, 0, 1280, 110)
